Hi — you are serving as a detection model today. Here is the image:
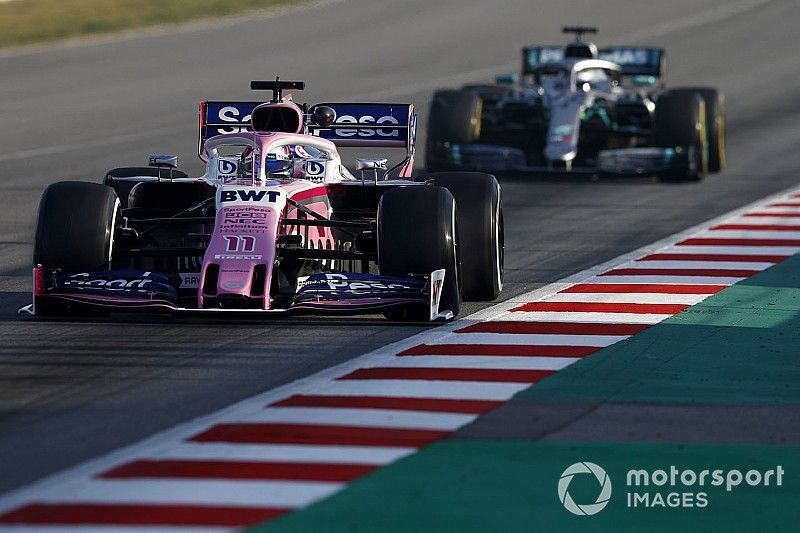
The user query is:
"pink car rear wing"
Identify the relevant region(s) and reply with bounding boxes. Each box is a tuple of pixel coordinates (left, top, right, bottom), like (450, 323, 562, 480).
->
(198, 100, 416, 158)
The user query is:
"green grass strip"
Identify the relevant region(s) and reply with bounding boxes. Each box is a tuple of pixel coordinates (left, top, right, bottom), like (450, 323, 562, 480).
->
(0, 0, 302, 48)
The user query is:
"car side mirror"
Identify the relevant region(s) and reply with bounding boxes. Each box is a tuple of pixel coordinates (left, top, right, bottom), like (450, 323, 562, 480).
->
(149, 154, 178, 168)
(311, 106, 336, 126)
(356, 158, 388, 171)
(356, 158, 388, 184)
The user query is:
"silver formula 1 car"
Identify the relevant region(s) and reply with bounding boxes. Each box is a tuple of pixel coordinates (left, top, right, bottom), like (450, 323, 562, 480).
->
(426, 27, 726, 181)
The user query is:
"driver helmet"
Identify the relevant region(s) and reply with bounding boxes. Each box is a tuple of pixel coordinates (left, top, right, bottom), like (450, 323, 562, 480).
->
(265, 145, 293, 178)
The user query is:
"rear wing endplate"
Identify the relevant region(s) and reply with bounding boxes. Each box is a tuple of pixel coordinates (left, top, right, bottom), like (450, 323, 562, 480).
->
(198, 101, 260, 159)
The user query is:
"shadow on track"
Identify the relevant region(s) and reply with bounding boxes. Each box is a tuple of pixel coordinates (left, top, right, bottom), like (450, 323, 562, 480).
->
(492, 171, 700, 186)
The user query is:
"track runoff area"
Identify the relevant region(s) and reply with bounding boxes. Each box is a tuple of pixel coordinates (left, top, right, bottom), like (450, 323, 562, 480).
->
(2, 183, 800, 530)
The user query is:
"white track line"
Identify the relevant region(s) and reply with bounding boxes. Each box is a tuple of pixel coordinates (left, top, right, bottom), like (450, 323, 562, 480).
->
(614, 260, 775, 270)
(435, 331, 626, 346)
(373, 355, 581, 371)
(723, 217, 800, 226)
(231, 408, 475, 431)
(300, 380, 529, 401)
(583, 275, 747, 284)
(695, 229, 800, 239)
(29, 479, 342, 508)
(664, 245, 799, 255)
(750, 205, 800, 213)
(135, 443, 415, 465)
(496, 311, 673, 324)
(544, 293, 713, 305)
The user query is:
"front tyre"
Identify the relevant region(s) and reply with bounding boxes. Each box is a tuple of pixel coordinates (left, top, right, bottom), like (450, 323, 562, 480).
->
(34, 181, 119, 272)
(668, 87, 725, 173)
(653, 89, 708, 182)
(418, 172, 503, 300)
(378, 185, 461, 321)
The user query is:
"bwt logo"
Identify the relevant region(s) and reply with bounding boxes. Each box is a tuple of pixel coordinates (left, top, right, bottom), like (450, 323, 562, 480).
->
(306, 160, 325, 176)
(221, 190, 281, 203)
(558, 462, 612, 516)
(218, 159, 238, 175)
(333, 115, 400, 138)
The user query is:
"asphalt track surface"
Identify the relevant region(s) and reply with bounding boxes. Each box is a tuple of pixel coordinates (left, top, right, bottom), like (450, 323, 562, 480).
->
(0, 0, 798, 495)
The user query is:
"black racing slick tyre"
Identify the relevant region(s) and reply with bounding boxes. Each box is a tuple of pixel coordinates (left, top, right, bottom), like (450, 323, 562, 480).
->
(378, 185, 461, 321)
(427, 89, 482, 145)
(418, 172, 503, 301)
(34, 181, 119, 272)
(104, 166, 189, 208)
(461, 84, 513, 105)
(669, 87, 726, 173)
(653, 89, 708, 181)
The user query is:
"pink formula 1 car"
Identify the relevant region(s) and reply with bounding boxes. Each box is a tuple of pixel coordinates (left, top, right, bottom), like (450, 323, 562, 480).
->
(26, 80, 503, 321)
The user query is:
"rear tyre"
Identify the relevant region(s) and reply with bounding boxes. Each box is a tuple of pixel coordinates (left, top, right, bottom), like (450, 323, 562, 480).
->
(427, 89, 482, 145)
(104, 167, 188, 208)
(34, 181, 119, 272)
(426, 90, 482, 171)
(418, 172, 503, 301)
(378, 185, 461, 321)
(653, 89, 708, 182)
(461, 84, 513, 105)
(128, 181, 215, 214)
